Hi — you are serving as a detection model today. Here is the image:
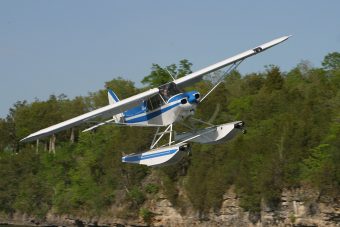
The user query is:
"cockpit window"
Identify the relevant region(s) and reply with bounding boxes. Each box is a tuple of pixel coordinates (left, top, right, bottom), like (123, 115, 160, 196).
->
(159, 82, 182, 101)
(146, 94, 164, 111)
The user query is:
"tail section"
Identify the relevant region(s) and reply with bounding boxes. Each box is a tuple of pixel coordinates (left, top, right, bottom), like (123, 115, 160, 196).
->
(107, 89, 124, 123)
(108, 89, 120, 104)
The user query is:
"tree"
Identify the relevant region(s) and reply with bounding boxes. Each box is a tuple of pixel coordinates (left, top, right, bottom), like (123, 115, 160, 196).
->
(0, 118, 12, 152)
(141, 60, 193, 87)
(1, 52, 340, 219)
(264, 65, 284, 91)
(322, 52, 340, 71)
(86, 78, 138, 109)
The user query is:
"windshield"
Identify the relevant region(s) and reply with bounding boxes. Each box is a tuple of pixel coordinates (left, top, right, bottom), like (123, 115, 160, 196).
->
(159, 82, 182, 101)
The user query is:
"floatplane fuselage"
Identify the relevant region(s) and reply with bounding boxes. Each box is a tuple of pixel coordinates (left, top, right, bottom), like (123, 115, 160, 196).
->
(110, 83, 200, 127)
(21, 35, 291, 167)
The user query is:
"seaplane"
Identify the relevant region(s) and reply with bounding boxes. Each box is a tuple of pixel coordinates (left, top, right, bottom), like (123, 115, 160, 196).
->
(21, 36, 291, 167)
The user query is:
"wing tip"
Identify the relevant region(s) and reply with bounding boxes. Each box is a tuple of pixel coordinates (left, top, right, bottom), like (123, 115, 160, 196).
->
(283, 34, 293, 40)
(278, 35, 292, 43)
(20, 135, 34, 143)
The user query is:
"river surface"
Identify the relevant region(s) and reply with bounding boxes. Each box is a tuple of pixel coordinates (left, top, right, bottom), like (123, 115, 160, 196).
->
(1, 225, 31, 227)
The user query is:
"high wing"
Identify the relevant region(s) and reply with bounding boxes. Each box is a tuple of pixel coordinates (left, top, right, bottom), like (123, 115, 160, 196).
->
(21, 88, 159, 142)
(21, 35, 290, 143)
(173, 35, 291, 88)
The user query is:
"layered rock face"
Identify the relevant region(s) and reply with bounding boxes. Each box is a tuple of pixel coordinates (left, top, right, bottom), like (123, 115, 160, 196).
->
(147, 187, 339, 227)
(1, 186, 339, 226)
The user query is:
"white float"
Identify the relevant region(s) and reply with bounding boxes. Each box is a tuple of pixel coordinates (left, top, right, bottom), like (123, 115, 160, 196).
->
(175, 121, 245, 144)
(122, 144, 190, 167)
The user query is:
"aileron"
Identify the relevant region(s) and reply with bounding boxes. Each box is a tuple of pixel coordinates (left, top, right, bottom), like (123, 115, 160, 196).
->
(174, 35, 291, 88)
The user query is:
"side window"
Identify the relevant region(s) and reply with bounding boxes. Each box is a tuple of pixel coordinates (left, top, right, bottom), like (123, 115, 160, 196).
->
(146, 95, 164, 111)
(159, 82, 182, 101)
(146, 99, 153, 110)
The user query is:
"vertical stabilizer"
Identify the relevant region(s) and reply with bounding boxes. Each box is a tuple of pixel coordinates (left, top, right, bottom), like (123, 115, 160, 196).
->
(107, 89, 124, 123)
(108, 89, 120, 104)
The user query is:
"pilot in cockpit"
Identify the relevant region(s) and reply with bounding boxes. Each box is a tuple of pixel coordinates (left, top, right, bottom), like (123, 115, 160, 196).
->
(159, 82, 181, 101)
(162, 88, 169, 100)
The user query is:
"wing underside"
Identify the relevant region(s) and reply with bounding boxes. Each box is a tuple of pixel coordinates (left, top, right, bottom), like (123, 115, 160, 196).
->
(21, 88, 159, 142)
(173, 36, 291, 88)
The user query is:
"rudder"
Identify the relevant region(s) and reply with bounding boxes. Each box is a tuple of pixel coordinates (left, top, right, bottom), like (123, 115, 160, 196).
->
(108, 89, 120, 104)
(107, 89, 124, 123)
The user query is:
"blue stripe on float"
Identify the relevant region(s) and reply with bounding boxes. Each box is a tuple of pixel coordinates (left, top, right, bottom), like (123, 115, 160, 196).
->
(122, 149, 178, 162)
(125, 102, 180, 123)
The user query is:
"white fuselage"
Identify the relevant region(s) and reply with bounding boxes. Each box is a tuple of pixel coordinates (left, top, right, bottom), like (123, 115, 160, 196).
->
(122, 91, 199, 126)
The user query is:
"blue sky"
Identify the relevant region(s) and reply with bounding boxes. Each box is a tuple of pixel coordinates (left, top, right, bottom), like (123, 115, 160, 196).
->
(1, 1, 340, 117)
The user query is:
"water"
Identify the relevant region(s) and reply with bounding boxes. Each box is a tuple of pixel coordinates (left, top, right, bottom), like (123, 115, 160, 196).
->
(0, 225, 32, 227)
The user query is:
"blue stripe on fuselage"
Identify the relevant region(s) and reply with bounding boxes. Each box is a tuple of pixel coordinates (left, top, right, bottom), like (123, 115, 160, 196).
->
(123, 149, 178, 162)
(167, 93, 185, 103)
(125, 102, 180, 123)
(167, 91, 199, 104)
(124, 104, 146, 118)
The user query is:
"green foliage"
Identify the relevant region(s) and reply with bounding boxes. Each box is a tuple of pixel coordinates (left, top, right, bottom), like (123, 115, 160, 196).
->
(139, 207, 154, 223)
(141, 59, 192, 87)
(264, 65, 284, 91)
(144, 183, 159, 194)
(0, 54, 339, 218)
(0, 149, 53, 217)
(289, 213, 296, 223)
(87, 78, 139, 109)
(0, 153, 20, 213)
(128, 187, 145, 206)
(322, 52, 340, 71)
(300, 122, 340, 193)
(301, 144, 332, 184)
(158, 167, 181, 206)
(0, 119, 12, 151)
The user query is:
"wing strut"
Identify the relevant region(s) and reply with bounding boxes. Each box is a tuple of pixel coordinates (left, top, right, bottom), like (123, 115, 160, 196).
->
(200, 59, 244, 102)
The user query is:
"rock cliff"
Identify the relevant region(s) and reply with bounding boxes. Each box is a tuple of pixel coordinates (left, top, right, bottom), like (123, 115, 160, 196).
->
(1, 186, 339, 226)
(146, 186, 340, 226)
